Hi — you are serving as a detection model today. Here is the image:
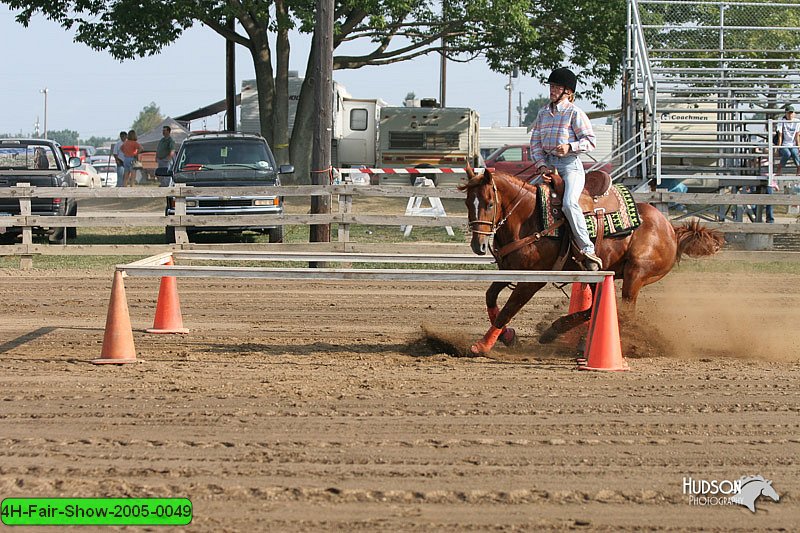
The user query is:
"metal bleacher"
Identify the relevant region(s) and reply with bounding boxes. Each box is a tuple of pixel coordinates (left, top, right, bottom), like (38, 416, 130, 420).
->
(618, 0, 800, 205)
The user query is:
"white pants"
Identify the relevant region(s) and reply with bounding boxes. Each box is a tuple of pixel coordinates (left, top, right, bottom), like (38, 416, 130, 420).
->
(545, 154, 594, 254)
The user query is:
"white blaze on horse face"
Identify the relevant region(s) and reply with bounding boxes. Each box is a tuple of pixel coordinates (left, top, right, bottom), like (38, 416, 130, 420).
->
(471, 195, 481, 221)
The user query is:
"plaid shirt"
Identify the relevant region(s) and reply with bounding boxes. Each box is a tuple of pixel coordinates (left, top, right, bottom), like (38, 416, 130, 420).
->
(530, 100, 596, 168)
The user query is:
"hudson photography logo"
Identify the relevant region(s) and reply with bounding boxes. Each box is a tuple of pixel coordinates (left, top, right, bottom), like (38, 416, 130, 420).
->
(682, 475, 780, 512)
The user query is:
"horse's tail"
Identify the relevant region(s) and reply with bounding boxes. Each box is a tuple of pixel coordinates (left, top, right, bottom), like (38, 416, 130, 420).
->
(673, 220, 725, 262)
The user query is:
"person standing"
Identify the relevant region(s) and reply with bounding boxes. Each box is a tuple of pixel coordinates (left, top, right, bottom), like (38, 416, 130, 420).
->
(776, 104, 800, 177)
(530, 67, 601, 270)
(156, 125, 176, 173)
(120, 129, 143, 187)
(112, 131, 127, 187)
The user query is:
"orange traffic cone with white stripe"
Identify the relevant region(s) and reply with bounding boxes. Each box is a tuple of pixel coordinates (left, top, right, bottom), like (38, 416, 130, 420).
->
(92, 271, 137, 364)
(579, 275, 629, 372)
(146, 258, 189, 334)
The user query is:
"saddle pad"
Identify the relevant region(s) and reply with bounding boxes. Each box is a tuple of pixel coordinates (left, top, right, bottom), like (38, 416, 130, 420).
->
(538, 183, 641, 239)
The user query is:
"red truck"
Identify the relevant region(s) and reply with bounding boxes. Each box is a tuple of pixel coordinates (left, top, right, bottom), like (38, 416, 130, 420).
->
(484, 144, 612, 180)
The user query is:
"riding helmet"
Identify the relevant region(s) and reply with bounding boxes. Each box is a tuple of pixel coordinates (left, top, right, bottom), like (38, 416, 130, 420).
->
(547, 67, 578, 92)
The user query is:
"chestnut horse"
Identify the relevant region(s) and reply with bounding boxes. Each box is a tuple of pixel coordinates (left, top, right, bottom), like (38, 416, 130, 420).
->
(459, 168, 723, 355)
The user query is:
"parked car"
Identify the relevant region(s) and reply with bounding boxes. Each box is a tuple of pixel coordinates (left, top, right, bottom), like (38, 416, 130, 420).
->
(0, 138, 79, 243)
(61, 145, 90, 162)
(71, 163, 102, 188)
(91, 161, 118, 187)
(88, 154, 116, 167)
(157, 132, 294, 243)
(484, 144, 613, 181)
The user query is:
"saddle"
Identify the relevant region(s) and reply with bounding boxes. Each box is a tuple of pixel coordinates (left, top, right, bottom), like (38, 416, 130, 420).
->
(546, 169, 618, 214)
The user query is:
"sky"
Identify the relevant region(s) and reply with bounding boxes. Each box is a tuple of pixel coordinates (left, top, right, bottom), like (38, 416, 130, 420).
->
(1, 6, 621, 141)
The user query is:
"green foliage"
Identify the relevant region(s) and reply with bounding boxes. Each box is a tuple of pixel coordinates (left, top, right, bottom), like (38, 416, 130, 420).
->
(130, 102, 164, 135)
(47, 129, 80, 145)
(522, 95, 550, 127)
(3, 0, 626, 106)
(85, 135, 115, 147)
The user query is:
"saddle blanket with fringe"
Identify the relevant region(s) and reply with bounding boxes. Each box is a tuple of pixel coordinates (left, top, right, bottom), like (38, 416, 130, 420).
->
(537, 183, 641, 239)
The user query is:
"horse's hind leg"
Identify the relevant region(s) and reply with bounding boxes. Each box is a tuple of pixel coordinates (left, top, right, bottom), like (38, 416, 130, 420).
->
(485, 282, 516, 346)
(471, 282, 545, 355)
(539, 309, 593, 344)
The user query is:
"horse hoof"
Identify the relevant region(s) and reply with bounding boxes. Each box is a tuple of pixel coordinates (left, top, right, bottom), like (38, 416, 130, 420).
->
(469, 343, 488, 356)
(500, 328, 517, 347)
(539, 328, 558, 344)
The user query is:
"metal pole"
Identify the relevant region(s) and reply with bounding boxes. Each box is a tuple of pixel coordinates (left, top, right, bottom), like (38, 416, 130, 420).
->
(40, 88, 48, 139)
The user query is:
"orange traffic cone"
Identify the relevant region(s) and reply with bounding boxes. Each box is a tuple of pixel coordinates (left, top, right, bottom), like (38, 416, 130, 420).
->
(568, 283, 593, 314)
(579, 275, 629, 372)
(93, 271, 137, 364)
(146, 259, 189, 334)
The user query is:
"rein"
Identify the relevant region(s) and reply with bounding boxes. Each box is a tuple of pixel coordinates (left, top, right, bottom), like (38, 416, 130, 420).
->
(468, 173, 561, 261)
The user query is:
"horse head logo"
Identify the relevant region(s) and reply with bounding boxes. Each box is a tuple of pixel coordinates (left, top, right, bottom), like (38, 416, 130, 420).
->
(731, 476, 780, 513)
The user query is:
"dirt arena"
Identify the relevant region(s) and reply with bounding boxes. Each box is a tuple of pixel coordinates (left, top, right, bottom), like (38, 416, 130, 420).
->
(0, 265, 798, 531)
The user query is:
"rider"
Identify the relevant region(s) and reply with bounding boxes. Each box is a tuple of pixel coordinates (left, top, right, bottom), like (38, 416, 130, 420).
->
(530, 67, 602, 270)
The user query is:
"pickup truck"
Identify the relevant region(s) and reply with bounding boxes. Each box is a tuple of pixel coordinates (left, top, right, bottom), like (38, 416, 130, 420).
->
(484, 144, 612, 180)
(0, 139, 80, 244)
(158, 132, 294, 243)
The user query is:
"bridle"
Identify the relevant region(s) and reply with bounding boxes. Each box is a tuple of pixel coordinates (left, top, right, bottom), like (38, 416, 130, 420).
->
(467, 171, 566, 262)
(467, 175, 498, 236)
(467, 173, 529, 238)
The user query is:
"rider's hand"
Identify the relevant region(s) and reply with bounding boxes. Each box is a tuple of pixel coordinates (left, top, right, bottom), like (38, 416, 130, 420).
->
(553, 143, 571, 156)
(538, 166, 552, 183)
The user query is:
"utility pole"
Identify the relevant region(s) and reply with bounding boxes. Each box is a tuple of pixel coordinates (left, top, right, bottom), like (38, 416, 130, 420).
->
(506, 73, 512, 127)
(40, 88, 48, 139)
(439, 0, 448, 106)
(225, 18, 236, 132)
(310, 0, 333, 247)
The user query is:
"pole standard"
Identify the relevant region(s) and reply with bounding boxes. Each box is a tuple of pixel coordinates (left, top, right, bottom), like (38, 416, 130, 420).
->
(40, 88, 48, 139)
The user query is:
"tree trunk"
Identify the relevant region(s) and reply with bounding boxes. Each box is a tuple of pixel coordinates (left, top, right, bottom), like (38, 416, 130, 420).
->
(289, 47, 317, 186)
(273, 0, 290, 166)
(249, 35, 275, 146)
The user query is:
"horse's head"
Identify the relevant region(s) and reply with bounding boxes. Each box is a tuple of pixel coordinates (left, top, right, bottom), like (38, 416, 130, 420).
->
(761, 480, 780, 502)
(459, 167, 497, 256)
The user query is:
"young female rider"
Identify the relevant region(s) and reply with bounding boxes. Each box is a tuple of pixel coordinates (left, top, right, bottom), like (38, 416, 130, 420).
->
(530, 67, 602, 270)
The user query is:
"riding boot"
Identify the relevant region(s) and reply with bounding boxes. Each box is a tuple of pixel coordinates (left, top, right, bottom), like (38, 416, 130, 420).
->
(583, 251, 603, 271)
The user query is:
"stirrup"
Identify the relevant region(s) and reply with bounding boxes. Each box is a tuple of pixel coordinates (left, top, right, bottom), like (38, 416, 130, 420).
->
(583, 252, 603, 271)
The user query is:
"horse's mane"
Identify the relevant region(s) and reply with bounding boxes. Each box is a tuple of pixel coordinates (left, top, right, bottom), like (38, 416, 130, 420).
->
(457, 169, 539, 196)
(739, 475, 767, 486)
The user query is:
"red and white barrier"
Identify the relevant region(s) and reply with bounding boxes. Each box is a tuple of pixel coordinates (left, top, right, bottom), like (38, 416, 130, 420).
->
(337, 167, 486, 175)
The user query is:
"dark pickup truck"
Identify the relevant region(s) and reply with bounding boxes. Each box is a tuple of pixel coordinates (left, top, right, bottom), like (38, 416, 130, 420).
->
(0, 139, 80, 244)
(158, 132, 294, 243)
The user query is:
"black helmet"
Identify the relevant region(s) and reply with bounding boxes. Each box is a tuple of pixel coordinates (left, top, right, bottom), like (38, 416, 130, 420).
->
(547, 67, 577, 92)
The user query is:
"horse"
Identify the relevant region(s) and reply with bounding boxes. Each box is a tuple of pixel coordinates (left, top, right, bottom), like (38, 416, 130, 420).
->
(731, 476, 780, 512)
(459, 167, 723, 355)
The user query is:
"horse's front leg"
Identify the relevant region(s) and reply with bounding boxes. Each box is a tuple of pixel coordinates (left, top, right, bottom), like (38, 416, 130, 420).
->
(485, 282, 517, 347)
(538, 308, 594, 344)
(471, 282, 545, 355)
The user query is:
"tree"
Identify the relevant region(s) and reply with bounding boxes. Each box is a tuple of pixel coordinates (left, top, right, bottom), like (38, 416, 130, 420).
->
(403, 91, 416, 106)
(130, 102, 164, 136)
(4, 0, 627, 184)
(522, 95, 550, 128)
(47, 129, 80, 145)
(85, 135, 115, 148)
